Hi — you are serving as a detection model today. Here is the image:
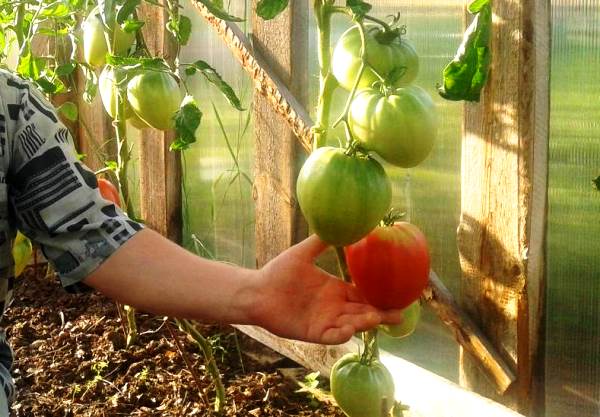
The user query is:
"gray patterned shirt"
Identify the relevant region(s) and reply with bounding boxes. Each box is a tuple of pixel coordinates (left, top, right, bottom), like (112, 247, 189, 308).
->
(0, 69, 143, 402)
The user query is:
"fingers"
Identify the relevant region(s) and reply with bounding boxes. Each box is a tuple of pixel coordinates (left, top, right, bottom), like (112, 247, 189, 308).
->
(321, 325, 355, 345)
(379, 308, 405, 325)
(318, 311, 381, 345)
(289, 234, 329, 260)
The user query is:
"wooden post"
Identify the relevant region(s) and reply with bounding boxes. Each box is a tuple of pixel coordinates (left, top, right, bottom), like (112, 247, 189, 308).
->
(138, 2, 182, 242)
(458, 0, 549, 414)
(251, 1, 309, 266)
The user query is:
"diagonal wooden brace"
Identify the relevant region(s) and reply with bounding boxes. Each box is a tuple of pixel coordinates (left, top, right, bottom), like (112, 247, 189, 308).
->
(190, 0, 516, 395)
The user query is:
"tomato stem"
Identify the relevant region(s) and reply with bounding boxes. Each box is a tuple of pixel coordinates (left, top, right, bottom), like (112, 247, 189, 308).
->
(360, 328, 380, 364)
(335, 246, 352, 283)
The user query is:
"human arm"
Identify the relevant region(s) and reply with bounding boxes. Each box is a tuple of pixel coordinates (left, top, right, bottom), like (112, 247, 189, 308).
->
(84, 229, 403, 345)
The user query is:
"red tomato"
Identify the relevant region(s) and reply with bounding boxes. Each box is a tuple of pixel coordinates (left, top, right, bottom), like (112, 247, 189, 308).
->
(97, 178, 121, 207)
(344, 222, 430, 310)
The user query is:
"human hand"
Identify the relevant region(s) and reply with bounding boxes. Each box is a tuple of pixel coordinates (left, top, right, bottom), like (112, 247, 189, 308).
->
(251, 234, 404, 345)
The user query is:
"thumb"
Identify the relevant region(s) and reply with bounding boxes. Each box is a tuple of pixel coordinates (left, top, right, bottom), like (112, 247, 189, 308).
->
(289, 234, 329, 261)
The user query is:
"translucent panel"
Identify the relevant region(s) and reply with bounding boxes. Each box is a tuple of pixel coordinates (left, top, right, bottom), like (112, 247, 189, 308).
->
(547, 2, 600, 416)
(178, 0, 255, 267)
(308, 2, 464, 381)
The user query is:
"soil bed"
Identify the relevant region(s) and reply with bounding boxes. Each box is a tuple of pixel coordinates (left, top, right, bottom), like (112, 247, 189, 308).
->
(1, 266, 343, 416)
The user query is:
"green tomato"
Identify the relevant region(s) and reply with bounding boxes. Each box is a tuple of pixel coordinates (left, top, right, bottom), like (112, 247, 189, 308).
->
(82, 9, 135, 68)
(126, 70, 183, 130)
(332, 25, 419, 91)
(296, 147, 392, 246)
(12, 231, 33, 278)
(348, 86, 438, 168)
(379, 301, 421, 338)
(98, 65, 134, 119)
(331, 353, 395, 417)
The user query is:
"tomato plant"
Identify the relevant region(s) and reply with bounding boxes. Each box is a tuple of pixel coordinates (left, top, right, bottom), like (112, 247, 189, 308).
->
(97, 178, 121, 207)
(348, 85, 437, 168)
(82, 8, 135, 68)
(12, 231, 33, 278)
(345, 222, 430, 310)
(379, 300, 421, 338)
(296, 146, 392, 246)
(332, 25, 419, 92)
(127, 70, 183, 130)
(331, 352, 395, 417)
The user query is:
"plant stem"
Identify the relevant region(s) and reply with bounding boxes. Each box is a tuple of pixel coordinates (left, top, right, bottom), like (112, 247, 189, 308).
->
(179, 319, 226, 413)
(363, 14, 392, 32)
(313, 0, 337, 150)
(334, 246, 351, 283)
(333, 19, 368, 130)
(361, 328, 380, 363)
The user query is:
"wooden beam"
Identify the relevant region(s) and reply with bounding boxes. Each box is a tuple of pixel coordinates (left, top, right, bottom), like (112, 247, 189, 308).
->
(250, 0, 309, 266)
(422, 272, 516, 393)
(137, 2, 182, 242)
(458, 0, 549, 414)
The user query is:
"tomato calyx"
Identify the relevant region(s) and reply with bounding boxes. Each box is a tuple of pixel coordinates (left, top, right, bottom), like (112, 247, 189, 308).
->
(381, 209, 406, 226)
(372, 25, 405, 45)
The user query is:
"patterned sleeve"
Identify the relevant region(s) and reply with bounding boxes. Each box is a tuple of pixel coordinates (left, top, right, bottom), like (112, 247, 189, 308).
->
(2, 73, 143, 290)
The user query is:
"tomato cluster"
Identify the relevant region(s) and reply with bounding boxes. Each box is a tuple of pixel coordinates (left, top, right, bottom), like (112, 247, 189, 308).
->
(296, 17, 437, 417)
(83, 9, 183, 131)
(333, 25, 438, 169)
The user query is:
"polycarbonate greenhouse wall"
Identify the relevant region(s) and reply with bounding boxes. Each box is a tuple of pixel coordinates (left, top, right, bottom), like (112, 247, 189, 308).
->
(177, 1, 599, 416)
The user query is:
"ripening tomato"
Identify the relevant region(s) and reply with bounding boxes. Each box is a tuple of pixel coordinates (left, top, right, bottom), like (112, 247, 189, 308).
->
(330, 352, 395, 417)
(97, 178, 121, 207)
(296, 146, 392, 246)
(379, 300, 421, 338)
(127, 70, 183, 130)
(82, 8, 135, 68)
(348, 85, 438, 168)
(345, 222, 430, 310)
(332, 25, 419, 91)
(12, 231, 33, 278)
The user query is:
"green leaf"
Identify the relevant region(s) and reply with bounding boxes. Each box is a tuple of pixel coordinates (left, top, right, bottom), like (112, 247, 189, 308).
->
(116, 0, 141, 24)
(106, 55, 170, 72)
(35, 76, 60, 94)
(58, 102, 78, 121)
(177, 16, 192, 45)
(172, 95, 202, 151)
(346, 0, 372, 17)
(105, 160, 118, 171)
(593, 176, 600, 191)
(186, 60, 244, 110)
(468, 0, 490, 14)
(438, 1, 491, 102)
(0, 28, 5, 53)
(121, 19, 145, 33)
(41, 3, 71, 18)
(17, 50, 45, 80)
(193, 0, 244, 22)
(166, 15, 192, 46)
(256, 0, 289, 20)
(55, 62, 77, 77)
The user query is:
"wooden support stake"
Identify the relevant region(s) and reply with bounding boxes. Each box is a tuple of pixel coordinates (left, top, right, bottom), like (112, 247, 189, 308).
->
(192, 3, 517, 394)
(138, 2, 182, 242)
(458, 0, 549, 414)
(250, 0, 309, 265)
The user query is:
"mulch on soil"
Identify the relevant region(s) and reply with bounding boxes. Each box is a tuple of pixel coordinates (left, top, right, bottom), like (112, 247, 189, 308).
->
(1, 266, 344, 416)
